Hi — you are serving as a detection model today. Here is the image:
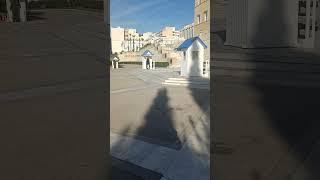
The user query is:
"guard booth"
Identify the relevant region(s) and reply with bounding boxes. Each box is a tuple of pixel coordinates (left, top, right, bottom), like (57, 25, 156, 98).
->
(141, 50, 155, 70)
(176, 37, 208, 77)
(111, 56, 120, 69)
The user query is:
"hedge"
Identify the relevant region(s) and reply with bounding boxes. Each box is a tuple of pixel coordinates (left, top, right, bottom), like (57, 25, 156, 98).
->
(118, 61, 169, 67)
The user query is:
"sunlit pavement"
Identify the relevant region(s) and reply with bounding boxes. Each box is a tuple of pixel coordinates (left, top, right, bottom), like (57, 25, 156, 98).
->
(110, 65, 210, 180)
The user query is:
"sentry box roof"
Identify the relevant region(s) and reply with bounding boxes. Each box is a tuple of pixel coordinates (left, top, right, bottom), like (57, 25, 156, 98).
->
(175, 37, 207, 51)
(142, 50, 154, 57)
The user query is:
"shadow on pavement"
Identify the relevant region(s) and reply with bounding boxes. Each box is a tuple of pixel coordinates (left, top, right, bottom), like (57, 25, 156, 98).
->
(212, 0, 320, 179)
(27, 10, 47, 21)
(110, 88, 179, 179)
(110, 74, 210, 179)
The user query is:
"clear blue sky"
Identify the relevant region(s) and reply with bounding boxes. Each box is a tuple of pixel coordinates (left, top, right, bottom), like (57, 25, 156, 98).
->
(111, 0, 194, 33)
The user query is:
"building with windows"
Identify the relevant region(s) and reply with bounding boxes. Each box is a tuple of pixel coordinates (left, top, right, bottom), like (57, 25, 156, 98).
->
(122, 28, 145, 52)
(180, 23, 195, 40)
(194, 0, 210, 71)
(160, 26, 180, 38)
(225, 0, 320, 49)
(297, 0, 320, 48)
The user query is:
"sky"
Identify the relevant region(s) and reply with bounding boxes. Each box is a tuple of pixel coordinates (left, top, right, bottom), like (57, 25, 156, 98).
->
(111, 0, 194, 34)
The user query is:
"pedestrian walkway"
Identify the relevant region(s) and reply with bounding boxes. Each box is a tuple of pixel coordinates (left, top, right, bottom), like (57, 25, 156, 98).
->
(110, 112, 209, 180)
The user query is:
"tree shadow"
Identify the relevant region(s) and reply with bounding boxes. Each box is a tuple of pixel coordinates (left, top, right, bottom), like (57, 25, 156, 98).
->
(212, 0, 320, 179)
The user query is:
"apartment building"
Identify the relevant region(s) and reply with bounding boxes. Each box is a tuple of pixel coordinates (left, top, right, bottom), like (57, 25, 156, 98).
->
(160, 26, 180, 38)
(111, 27, 125, 53)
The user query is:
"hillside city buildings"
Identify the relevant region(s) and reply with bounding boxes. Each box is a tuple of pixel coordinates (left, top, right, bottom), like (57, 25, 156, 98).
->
(111, 26, 184, 54)
(110, 0, 210, 74)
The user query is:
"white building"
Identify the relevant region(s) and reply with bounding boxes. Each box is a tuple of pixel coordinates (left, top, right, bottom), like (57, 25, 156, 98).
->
(111, 27, 125, 53)
(122, 28, 147, 52)
(111, 27, 153, 53)
(142, 32, 155, 41)
(180, 23, 195, 40)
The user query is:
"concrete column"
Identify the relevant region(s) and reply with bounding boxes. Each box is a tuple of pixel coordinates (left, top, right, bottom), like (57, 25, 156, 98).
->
(142, 58, 146, 69)
(6, 0, 13, 22)
(20, 0, 26, 22)
(152, 59, 156, 69)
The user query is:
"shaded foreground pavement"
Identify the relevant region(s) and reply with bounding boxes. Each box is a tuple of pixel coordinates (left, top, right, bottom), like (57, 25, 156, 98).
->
(212, 1, 320, 179)
(0, 9, 109, 179)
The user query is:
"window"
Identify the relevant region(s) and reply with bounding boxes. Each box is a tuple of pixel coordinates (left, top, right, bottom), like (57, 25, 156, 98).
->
(197, 15, 201, 24)
(204, 11, 208, 22)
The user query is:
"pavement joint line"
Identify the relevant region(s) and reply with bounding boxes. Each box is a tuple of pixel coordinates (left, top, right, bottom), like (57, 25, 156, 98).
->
(0, 77, 105, 103)
(111, 84, 161, 94)
(128, 69, 168, 84)
(46, 31, 106, 64)
(0, 51, 91, 62)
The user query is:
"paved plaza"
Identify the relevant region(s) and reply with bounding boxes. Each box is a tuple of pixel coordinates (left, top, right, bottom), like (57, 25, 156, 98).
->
(0, 9, 108, 179)
(212, 3, 320, 178)
(110, 64, 210, 180)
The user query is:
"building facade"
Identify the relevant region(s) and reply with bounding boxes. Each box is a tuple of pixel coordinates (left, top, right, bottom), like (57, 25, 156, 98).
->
(180, 23, 195, 40)
(298, 0, 320, 48)
(225, 0, 320, 49)
(111, 27, 148, 53)
(194, 0, 210, 73)
(111, 27, 125, 53)
(123, 28, 145, 52)
(160, 26, 180, 38)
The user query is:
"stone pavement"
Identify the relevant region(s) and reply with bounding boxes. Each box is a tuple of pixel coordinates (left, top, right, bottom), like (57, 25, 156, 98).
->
(0, 9, 108, 179)
(111, 65, 210, 180)
(211, 7, 320, 179)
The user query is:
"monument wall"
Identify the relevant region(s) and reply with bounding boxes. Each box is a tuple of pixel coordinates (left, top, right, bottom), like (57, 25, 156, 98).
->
(225, 0, 298, 48)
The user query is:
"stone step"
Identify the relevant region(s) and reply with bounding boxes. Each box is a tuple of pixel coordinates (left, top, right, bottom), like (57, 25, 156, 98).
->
(212, 59, 320, 73)
(167, 77, 210, 82)
(164, 80, 209, 85)
(213, 51, 320, 63)
(213, 69, 320, 87)
(162, 82, 209, 90)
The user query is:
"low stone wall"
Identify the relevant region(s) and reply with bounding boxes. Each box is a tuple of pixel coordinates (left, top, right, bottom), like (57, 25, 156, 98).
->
(118, 52, 140, 62)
